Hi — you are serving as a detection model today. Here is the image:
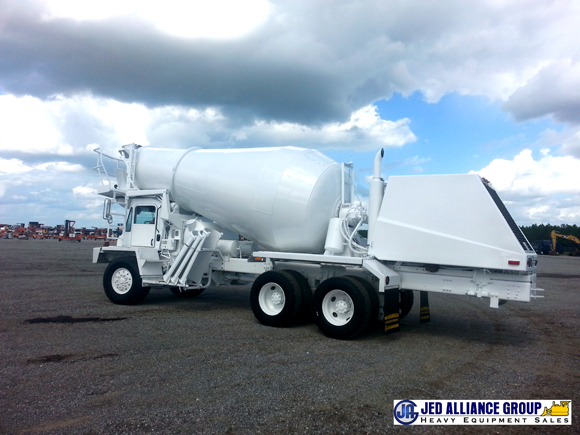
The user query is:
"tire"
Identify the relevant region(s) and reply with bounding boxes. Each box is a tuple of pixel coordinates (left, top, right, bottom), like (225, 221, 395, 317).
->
(348, 276, 380, 323)
(103, 258, 150, 305)
(250, 271, 303, 327)
(283, 270, 313, 322)
(313, 276, 378, 340)
(399, 290, 414, 320)
(170, 287, 205, 298)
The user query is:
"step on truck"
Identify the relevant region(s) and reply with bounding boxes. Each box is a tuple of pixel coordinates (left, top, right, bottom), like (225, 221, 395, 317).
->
(92, 144, 543, 339)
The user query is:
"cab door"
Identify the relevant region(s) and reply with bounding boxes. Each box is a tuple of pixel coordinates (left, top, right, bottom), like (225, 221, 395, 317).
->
(131, 205, 157, 247)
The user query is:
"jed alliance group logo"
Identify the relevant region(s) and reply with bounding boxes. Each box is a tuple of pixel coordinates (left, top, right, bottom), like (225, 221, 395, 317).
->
(394, 400, 571, 425)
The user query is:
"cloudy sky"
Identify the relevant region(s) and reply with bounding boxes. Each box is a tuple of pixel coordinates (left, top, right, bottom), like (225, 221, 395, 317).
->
(1, 0, 579, 229)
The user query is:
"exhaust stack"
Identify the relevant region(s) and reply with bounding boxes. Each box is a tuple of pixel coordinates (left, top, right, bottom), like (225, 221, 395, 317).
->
(368, 148, 385, 241)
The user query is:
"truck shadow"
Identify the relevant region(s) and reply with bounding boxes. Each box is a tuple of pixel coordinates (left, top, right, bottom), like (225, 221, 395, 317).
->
(131, 286, 537, 347)
(138, 284, 252, 311)
(392, 315, 535, 348)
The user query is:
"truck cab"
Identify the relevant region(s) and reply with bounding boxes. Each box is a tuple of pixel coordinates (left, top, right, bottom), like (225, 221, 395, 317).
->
(120, 199, 160, 249)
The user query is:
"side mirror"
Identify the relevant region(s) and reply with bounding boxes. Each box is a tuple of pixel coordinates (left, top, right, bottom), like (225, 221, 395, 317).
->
(103, 199, 113, 224)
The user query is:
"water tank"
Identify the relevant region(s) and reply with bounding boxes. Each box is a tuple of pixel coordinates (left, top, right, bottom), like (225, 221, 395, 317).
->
(133, 146, 344, 253)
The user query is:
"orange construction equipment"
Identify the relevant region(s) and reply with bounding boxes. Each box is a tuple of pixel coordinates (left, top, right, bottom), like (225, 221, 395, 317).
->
(59, 220, 82, 242)
(15, 226, 29, 240)
(87, 227, 108, 240)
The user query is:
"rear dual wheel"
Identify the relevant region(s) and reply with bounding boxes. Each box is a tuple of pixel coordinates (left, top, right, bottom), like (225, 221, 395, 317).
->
(313, 276, 378, 340)
(285, 269, 313, 321)
(250, 270, 312, 327)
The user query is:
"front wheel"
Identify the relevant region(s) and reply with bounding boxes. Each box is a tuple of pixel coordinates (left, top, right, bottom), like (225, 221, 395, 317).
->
(103, 258, 150, 305)
(313, 276, 378, 340)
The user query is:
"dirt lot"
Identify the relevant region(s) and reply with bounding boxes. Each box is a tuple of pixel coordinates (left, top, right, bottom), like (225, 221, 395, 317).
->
(0, 238, 578, 434)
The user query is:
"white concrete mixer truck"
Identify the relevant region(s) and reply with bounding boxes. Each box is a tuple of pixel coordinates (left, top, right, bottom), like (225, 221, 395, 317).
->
(92, 144, 543, 339)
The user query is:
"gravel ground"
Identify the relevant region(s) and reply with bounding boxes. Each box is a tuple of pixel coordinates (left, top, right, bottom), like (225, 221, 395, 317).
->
(0, 238, 578, 434)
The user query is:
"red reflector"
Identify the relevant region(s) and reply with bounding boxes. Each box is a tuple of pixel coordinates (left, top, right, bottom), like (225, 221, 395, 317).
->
(508, 260, 520, 265)
(385, 276, 390, 285)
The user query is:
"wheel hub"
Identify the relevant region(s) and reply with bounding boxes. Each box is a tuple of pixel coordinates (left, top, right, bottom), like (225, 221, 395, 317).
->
(322, 289, 354, 326)
(334, 299, 349, 314)
(271, 291, 283, 305)
(112, 268, 132, 294)
(259, 283, 286, 316)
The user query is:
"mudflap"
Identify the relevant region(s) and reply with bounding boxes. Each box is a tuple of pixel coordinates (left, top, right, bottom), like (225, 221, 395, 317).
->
(383, 288, 400, 334)
(420, 291, 431, 323)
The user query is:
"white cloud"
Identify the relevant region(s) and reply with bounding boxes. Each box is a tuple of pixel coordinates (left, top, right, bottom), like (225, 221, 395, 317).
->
(149, 0, 271, 39)
(37, 162, 85, 172)
(560, 130, 580, 159)
(478, 149, 580, 196)
(41, 0, 135, 21)
(233, 105, 416, 150)
(0, 158, 84, 180)
(4, 1, 579, 125)
(503, 60, 580, 124)
(0, 94, 415, 156)
(0, 158, 33, 174)
(0, 94, 416, 226)
(2, 0, 580, 227)
(73, 185, 97, 196)
(0, 156, 93, 209)
(0, 94, 152, 156)
(476, 149, 580, 224)
(528, 127, 580, 160)
(43, 0, 271, 40)
(0, 95, 63, 154)
(402, 156, 431, 173)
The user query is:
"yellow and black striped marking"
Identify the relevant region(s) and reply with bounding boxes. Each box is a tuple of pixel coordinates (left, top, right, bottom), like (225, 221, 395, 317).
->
(383, 288, 401, 334)
(420, 291, 431, 323)
(384, 313, 400, 333)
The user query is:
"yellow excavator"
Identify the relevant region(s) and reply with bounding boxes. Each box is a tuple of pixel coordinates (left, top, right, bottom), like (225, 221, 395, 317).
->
(551, 230, 580, 256)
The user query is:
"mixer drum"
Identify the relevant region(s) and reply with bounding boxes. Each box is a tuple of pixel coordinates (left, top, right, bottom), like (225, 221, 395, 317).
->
(133, 146, 344, 253)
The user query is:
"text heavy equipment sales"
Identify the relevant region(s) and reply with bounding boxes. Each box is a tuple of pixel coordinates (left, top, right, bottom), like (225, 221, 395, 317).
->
(420, 401, 541, 415)
(418, 417, 569, 424)
(394, 400, 571, 425)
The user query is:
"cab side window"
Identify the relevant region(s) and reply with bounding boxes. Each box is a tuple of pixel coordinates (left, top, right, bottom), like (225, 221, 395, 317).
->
(135, 206, 156, 224)
(125, 208, 133, 232)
